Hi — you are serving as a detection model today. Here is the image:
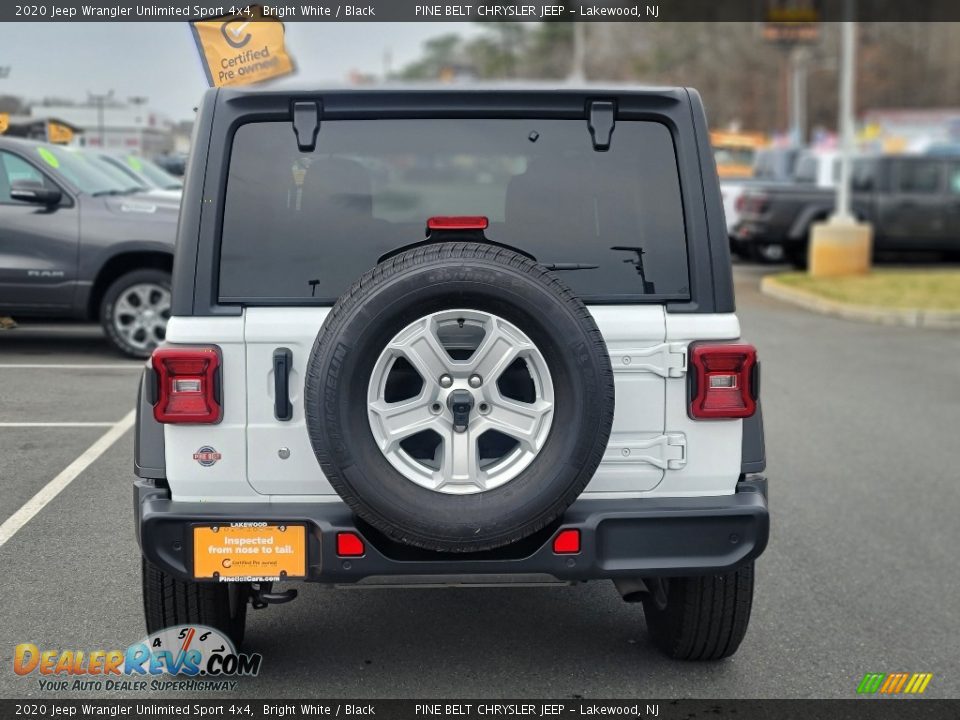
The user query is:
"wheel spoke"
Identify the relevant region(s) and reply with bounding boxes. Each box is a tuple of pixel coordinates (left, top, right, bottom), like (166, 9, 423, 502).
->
(389, 319, 451, 387)
(151, 292, 171, 313)
(368, 397, 441, 452)
(135, 286, 153, 307)
(467, 318, 530, 381)
(438, 426, 482, 489)
(483, 398, 553, 452)
(115, 295, 137, 317)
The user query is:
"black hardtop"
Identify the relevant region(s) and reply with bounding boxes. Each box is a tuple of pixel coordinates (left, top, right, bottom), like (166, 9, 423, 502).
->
(171, 84, 734, 317)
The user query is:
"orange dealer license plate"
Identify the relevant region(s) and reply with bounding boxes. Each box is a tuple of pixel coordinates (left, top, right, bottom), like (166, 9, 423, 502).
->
(193, 523, 306, 581)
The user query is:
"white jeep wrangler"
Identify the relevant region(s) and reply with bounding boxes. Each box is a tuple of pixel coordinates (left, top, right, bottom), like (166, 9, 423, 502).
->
(134, 86, 768, 661)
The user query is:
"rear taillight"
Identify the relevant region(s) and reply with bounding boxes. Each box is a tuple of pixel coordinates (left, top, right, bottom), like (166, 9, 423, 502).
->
(738, 194, 768, 215)
(151, 346, 222, 424)
(689, 344, 758, 420)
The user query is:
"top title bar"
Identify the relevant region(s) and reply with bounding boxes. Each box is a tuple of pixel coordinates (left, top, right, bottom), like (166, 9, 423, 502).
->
(5, 0, 960, 22)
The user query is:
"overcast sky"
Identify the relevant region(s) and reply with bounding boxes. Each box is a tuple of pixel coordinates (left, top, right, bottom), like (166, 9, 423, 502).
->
(1, 23, 478, 121)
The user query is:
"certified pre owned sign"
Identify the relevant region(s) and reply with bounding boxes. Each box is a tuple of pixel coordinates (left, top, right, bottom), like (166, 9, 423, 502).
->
(191, 5, 294, 88)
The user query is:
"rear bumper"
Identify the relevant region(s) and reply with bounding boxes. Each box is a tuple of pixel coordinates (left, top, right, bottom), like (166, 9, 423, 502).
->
(135, 478, 768, 583)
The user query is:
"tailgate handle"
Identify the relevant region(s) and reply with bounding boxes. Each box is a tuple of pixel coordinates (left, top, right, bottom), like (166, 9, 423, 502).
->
(273, 348, 293, 421)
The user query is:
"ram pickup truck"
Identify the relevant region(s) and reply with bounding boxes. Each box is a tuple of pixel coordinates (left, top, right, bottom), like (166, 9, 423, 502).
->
(733, 154, 960, 266)
(0, 137, 178, 357)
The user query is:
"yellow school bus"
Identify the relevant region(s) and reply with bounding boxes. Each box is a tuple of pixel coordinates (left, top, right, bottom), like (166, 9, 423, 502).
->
(711, 131, 768, 179)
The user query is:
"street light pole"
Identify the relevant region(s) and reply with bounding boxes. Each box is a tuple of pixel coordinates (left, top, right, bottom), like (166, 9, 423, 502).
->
(808, 1, 872, 277)
(833, 18, 856, 222)
(789, 46, 808, 146)
(569, 22, 586, 82)
(87, 90, 114, 147)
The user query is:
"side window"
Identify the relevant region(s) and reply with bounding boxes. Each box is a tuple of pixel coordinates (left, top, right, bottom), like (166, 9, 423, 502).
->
(851, 160, 876, 191)
(949, 163, 960, 195)
(897, 160, 942, 194)
(793, 155, 816, 184)
(0, 152, 55, 203)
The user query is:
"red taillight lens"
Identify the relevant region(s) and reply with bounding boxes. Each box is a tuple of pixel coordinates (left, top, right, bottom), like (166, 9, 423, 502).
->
(427, 215, 489, 231)
(552, 528, 580, 555)
(336, 532, 365, 557)
(152, 346, 222, 424)
(689, 344, 757, 419)
(738, 195, 768, 215)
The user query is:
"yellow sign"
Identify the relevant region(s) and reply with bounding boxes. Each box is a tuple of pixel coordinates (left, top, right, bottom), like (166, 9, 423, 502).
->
(0, 113, 8, 134)
(191, 5, 294, 88)
(193, 524, 306, 580)
(46, 121, 74, 145)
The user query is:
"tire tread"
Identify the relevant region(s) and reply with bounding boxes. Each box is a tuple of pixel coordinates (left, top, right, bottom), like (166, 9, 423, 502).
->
(643, 563, 755, 661)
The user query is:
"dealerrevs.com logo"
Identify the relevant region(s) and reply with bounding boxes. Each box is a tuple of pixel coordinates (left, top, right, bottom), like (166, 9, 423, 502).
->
(13, 625, 262, 692)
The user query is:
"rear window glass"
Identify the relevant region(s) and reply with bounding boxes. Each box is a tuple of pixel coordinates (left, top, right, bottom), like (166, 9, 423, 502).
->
(219, 119, 690, 303)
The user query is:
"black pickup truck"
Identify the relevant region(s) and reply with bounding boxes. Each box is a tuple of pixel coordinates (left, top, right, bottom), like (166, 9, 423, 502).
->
(733, 155, 960, 266)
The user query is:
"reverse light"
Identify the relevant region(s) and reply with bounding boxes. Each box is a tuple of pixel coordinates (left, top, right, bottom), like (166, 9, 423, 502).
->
(552, 528, 580, 555)
(689, 343, 758, 420)
(151, 346, 222, 424)
(336, 532, 365, 557)
(426, 215, 489, 231)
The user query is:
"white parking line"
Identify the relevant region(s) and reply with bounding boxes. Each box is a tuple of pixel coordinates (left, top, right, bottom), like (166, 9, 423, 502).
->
(0, 422, 117, 428)
(0, 364, 143, 370)
(0, 409, 136, 549)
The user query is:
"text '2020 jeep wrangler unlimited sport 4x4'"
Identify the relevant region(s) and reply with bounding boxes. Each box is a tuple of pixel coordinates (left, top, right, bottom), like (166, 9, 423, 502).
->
(134, 86, 768, 661)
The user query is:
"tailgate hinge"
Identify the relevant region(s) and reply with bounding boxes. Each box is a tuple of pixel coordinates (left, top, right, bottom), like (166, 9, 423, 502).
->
(604, 433, 687, 470)
(292, 100, 321, 152)
(588, 100, 616, 151)
(608, 342, 687, 378)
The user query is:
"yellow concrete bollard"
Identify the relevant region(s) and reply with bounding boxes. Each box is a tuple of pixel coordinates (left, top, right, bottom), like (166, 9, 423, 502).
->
(808, 220, 873, 277)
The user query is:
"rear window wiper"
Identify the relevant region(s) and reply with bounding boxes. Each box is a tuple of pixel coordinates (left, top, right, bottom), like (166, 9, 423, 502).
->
(542, 263, 599, 271)
(611, 246, 656, 294)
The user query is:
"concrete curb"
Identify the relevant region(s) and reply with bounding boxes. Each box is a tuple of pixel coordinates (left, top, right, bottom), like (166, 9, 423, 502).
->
(760, 276, 960, 329)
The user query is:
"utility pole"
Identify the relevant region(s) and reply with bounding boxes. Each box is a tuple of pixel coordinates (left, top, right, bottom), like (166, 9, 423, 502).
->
(569, 23, 586, 82)
(808, 0, 873, 277)
(87, 90, 114, 147)
(789, 47, 808, 146)
(833, 19, 856, 221)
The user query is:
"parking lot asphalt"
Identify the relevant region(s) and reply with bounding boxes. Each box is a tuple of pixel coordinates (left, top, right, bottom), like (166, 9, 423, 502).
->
(1, 265, 958, 700)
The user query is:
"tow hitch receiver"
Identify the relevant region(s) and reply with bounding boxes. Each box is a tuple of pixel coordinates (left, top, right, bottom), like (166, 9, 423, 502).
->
(249, 581, 298, 609)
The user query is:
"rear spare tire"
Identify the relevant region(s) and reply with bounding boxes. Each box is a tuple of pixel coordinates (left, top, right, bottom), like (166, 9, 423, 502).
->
(305, 243, 614, 552)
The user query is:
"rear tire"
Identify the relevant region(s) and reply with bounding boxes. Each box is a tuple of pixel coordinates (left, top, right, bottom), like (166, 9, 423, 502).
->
(141, 557, 249, 648)
(785, 244, 808, 270)
(748, 242, 785, 264)
(642, 563, 755, 661)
